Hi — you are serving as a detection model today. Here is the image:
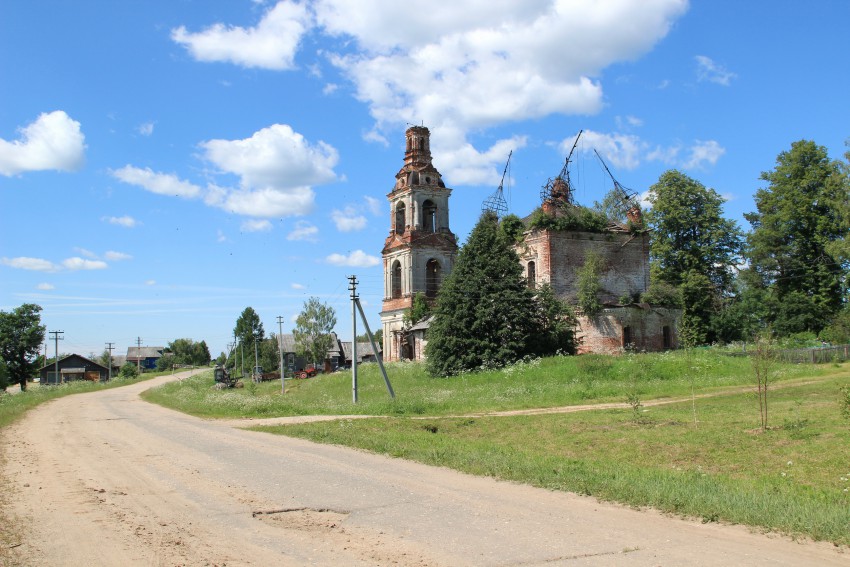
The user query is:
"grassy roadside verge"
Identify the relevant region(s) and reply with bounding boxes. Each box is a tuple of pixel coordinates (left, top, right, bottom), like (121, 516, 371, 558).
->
(140, 350, 826, 418)
(258, 374, 850, 546)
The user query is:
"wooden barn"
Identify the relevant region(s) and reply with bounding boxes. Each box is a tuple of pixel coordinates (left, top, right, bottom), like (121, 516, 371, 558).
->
(38, 354, 109, 384)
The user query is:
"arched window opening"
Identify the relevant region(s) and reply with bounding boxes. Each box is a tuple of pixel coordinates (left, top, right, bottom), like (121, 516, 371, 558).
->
(623, 326, 633, 350)
(425, 176, 431, 184)
(395, 202, 406, 234)
(527, 261, 536, 289)
(663, 326, 672, 350)
(410, 172, 419, 185)
(422, 200, 437, 233)
(392, 261, 402, 299)
(425, 259, 441, 298)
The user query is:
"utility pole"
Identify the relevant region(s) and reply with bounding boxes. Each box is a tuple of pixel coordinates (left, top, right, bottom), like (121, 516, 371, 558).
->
(136, 337, 143, 373)
(253, 337, 259, 382)
(49, 330, 64, 384)
(105, 342, 115, 381)
(349, 275, 358, 402)
(349, 275, 394, 402)
(277, 316, 285, 394)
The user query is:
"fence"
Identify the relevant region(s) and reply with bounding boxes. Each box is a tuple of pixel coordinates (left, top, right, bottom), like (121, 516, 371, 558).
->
(775, 344, 850, 364)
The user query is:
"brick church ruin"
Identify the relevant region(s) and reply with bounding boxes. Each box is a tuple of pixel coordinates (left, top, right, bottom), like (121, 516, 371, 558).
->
(380, 126, 680, 361)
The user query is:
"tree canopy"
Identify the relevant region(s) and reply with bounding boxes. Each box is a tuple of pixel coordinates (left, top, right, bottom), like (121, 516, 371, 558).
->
(425, 211, 573, 377)
(646, 170, 742, 293)
(744, 140, 849, 335)
(0, 304, 46, 391)
(293, 297, 337, 367)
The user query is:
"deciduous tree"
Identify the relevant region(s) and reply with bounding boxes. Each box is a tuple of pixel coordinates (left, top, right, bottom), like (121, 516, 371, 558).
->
(293, 298, 337, 368)
(745, 140, 849, 335)
(0, 303, 46, 391)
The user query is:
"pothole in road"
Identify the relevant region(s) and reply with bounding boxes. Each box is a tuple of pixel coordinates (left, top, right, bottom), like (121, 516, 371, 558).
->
(252, 507, 350, 532)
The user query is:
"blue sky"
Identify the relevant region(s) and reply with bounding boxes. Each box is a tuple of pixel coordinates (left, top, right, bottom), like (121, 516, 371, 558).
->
(2, 0, 848, 360)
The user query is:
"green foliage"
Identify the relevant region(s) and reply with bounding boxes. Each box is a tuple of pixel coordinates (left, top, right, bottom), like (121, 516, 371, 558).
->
(499, 213, 526, 243)
(646, 170, 743, 292)
(528, 283, 577, 356)
(0, 303, 46, 391)
(156, 354, 175, 371)
(840, 386, 850, 422)
(679, 270, 716, 347)
(119, 362, 139, 379)
(576, 251, 604, 317)
(165, 338, 211, 367)
(646, 170, 742, 343)
(593, 187, 639, 225)
(234, 307, 264, 346)
(0, 359, 9, 391)
(751, 333, 777, 431)
(745, 140, 849, 336)
(293, 297, 337, 367)
(426, 211, 538, 376)
(820, 307, 850, 344)
(640, 280, 681, 306)
(527, 206, 608, 233)
(356, 329, 382, 345)
(403, 292, 431, 326)
(258, 335, 280, 372)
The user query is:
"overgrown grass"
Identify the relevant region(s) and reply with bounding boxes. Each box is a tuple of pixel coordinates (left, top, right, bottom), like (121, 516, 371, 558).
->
(142, 350, 825, 419)
(258, 372, 850, 546)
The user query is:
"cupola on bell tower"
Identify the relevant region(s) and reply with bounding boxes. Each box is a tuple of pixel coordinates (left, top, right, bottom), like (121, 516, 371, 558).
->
(380, 126, 457, 361)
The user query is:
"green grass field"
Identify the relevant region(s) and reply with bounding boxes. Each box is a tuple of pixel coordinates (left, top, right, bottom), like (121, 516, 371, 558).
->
(140, 350, 850, 546)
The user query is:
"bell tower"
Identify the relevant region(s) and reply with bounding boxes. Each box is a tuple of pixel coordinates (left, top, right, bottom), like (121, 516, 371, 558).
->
(380, 126, 457, 361)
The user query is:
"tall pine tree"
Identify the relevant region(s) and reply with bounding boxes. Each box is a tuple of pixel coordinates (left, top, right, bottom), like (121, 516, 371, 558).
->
(426, 211, 538, 376)
(745, 140, 849, 335)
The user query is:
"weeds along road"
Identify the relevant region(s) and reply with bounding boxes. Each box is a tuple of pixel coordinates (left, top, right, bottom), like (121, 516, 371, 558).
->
(3, 370, 846, 566)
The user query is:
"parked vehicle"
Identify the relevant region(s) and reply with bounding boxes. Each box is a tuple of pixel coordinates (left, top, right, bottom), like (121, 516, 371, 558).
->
(294, 365, 318, 379)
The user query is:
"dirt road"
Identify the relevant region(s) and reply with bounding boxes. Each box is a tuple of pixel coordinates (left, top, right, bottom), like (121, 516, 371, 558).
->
(3, 370, 846, 566)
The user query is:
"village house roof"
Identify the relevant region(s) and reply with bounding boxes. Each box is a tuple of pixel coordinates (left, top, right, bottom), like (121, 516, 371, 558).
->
(341, 341, 382, 361)
(278, 333, 343, 358)
(37, 353, 108, 373)
(126, 346, 165, 360)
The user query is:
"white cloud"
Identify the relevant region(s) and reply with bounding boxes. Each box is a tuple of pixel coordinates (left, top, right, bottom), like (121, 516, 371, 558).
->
(695, 55, 736, 86)
(104, 251, 132, 261)
(287, 220, 319, 241)
(114, 124, 338, 219)
(241, 219, 273, 232)
(174, 1, 687, 187)
(104, 215, 140, 228)
(145, 279, 156, 286)
(216, 230, 228, 243)
(363, 195, 382, 216)
(331, 206, 367, 232)
(74, 247, 98, 259)
(322, 83, 339, 95)
(111, 166, 202, 198)
(316, 0, 687, 183)
(1, 257, 59, 272)
(171, 1, 311, 70)
(683, 140, 726, 169)
(62, 257, 107, 271)
(36, 283, 55, 290)
(325, 250, 380, 267)
(557, 130, 724, 172)
(0, 111, 86, 176)
(291, 283, 306, 290)
(200, 123, 338, 217)
(137, 122, 154, 136)
(563, 130, 644, 170)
